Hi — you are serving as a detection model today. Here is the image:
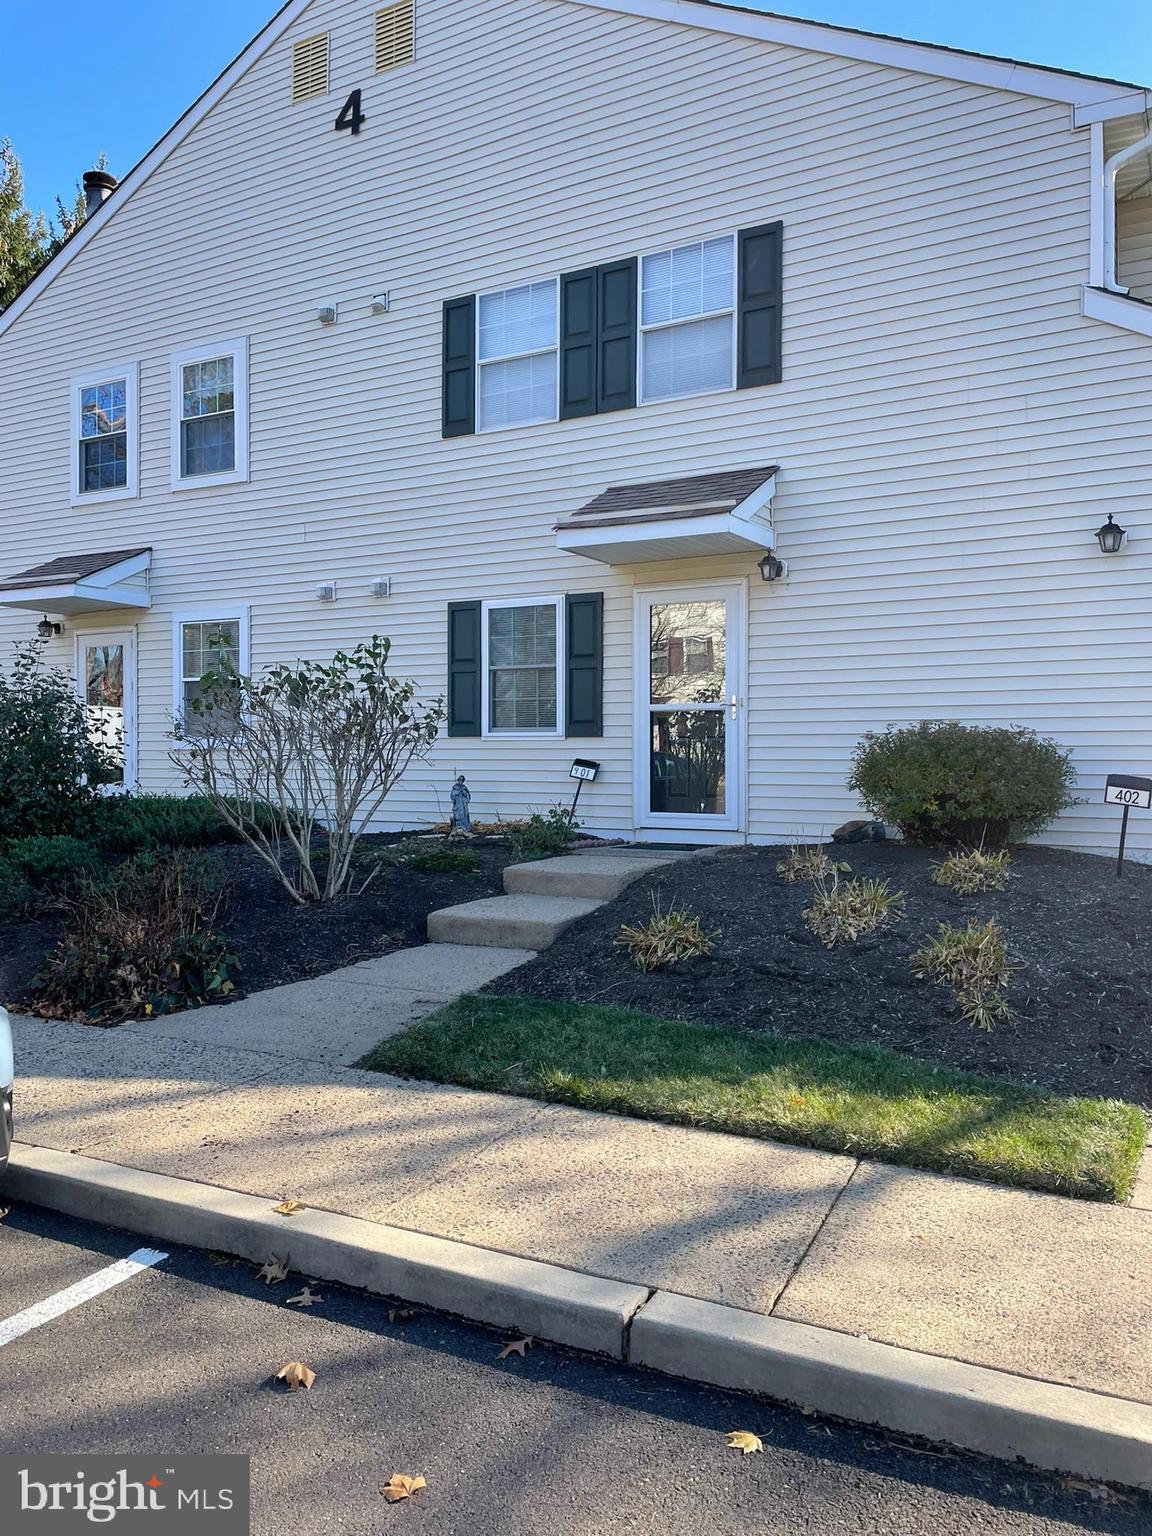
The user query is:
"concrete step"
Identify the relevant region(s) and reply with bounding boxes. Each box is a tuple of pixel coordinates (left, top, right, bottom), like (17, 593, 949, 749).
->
(503, 852, 683, 900)
(427, 893, 604, 950)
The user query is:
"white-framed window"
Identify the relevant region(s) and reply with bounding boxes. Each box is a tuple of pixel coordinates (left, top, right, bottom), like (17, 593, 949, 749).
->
(477, 280, 558, 432)
(172, 605, 250, 735)
(170, 337, 249, 489)
(481, 596, 564, 735)
(69, 362, 139, 504)
(639, 234, 736, 403)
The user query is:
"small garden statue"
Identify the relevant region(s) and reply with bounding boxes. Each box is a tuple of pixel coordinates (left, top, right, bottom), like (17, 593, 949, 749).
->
(449, 774, 472, 836)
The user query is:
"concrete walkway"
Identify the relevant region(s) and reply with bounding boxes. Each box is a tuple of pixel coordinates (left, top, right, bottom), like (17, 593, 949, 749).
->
(7, 1003, 1152, 1409)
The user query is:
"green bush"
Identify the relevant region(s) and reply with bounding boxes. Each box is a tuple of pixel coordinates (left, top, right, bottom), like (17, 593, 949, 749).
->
(403, 845, 482, 874)
(0, 641, 114, 839)
(508, 807, 578, 863)
(30, 849, 237, 1024)
(90, 794, 281, 853)
(847, 721, 1077, 848)
(0, 835, 103, 916)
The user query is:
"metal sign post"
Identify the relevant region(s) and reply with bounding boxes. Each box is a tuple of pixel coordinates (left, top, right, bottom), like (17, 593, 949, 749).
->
(1103, 774, 1152, 877)
(568, 758, 600, 823)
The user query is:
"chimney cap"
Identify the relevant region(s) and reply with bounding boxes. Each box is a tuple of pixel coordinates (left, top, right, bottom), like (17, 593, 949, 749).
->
(82, 169, 118, 193)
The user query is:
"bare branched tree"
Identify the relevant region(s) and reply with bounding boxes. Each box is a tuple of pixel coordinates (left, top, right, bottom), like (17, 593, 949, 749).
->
(171, 636, 444, 904)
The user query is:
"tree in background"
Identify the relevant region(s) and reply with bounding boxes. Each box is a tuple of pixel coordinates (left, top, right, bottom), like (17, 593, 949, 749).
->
(0, 140, 106, 311)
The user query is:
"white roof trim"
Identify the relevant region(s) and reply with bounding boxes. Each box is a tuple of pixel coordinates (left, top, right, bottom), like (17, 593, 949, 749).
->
(1082, 285, 1152, 338)
(0, 0, 313, 340)
(0, 549, 152, 615)
(564, 0, 1150, 122)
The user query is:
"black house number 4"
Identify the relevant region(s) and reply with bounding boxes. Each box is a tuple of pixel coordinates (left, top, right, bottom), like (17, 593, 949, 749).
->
(335, 89, 365, 135)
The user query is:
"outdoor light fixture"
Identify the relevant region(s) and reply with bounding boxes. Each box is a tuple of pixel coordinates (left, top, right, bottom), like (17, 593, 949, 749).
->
(1096, 514, 1127, 554)
(36, 616, 63, 639)
(758, 553, 787, 582)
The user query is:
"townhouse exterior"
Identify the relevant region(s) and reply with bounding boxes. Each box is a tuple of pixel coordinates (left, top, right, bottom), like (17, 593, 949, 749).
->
(1, 0, 1151, 850)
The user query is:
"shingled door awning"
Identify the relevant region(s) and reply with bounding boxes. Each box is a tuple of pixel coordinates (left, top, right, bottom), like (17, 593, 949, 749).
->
(0, 548, 152, 614)
(554, 466, 778, 563)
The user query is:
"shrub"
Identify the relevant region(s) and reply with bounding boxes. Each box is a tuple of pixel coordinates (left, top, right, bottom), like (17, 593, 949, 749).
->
(803, 876, 905, 947)
(508, 807, 578, 863)
(932, 847, 1012, 895)
(403, 845, 482, 874)
(91, 794, 282, 853)
(776, 845, 848, 883)
(0, 835, 102, 916)
(615, 896, 717, 971)
(0, 640, 115, 839)
(30, 850, 237, 1024)
(911, 918, 1016, 1030)
(173, 636, 444, 903)
(847, 721, 1077, 848)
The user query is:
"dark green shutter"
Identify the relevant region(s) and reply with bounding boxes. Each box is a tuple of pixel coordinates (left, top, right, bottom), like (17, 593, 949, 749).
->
(560, 269, 598, 419)
(597, 258, 637, 413)
(560, 261, 637, 419)
(447, 601, 481, 736)
(442, 296, 476, 437)
(566, 592, 604, 737)
(737, 222, 783, 389)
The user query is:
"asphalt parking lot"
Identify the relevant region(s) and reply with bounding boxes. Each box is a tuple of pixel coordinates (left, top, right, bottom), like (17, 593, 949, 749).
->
(0, 1202, 1146, 1536)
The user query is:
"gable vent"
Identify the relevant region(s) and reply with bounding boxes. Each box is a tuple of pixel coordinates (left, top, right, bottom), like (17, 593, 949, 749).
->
(375, 1, 415, 73)
(292, 33, 330, 102)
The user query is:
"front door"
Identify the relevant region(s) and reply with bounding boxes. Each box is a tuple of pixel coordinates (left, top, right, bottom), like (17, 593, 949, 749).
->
(635, 582, 745, 834)
(76, 630, 137, 792)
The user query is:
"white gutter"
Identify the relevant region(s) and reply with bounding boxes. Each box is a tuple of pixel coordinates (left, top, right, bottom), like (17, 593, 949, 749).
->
(1103, 122, 1152, 292)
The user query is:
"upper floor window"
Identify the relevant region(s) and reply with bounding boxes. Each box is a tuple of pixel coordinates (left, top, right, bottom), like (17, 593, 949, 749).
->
(640, 236, 735, 403)
(477, 281, 558, 432)
(170, 338, 249, 490)
(70, 362, 138, 504)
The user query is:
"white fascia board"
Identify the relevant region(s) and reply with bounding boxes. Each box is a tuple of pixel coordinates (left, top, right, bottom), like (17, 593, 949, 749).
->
(85, 551, 153, 588)
(557, 509, 776, 562)
(1082, 285, 1152, 337)
(0, 581, 152, 614)
(0, 0, 313, 341)
(564, 0, 1150, 120)
(729, 473, 777, 525)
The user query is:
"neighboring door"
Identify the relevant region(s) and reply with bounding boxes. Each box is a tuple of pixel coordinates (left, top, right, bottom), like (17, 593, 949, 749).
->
(76, 630, 137, 791)
(634, 582, 746, 834)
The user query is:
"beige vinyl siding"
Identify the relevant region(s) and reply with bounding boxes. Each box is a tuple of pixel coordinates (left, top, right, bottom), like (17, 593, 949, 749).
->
(1, 0, 1150, 850)
(1117, 198, 1152, 301)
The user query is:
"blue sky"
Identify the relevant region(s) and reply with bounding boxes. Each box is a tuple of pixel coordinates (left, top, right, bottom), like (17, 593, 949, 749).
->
(5, 0, 1151, 218)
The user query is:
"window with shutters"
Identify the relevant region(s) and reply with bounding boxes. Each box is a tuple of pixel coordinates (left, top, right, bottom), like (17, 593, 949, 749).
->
(375, 0, 415, 71)
(482, 597, 564, 735)
(477, 281, 559, 432)
(292, 33, 330, 101)
(640, 235, 736, 403)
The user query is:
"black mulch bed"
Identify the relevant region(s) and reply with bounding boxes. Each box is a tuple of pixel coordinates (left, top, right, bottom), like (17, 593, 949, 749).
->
(489, 842, 1152, 1108)
(0, 836, 515, 1012)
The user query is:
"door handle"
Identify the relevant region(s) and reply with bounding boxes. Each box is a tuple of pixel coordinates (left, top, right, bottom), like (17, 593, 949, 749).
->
(730, 694, 738, 720)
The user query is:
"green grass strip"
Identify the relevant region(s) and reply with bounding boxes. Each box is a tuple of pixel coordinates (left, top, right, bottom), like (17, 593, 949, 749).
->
(360, 995, 1148, 1203)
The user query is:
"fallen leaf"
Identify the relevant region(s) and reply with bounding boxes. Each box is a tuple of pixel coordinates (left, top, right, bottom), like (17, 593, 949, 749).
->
(275, 1361, 316, 1392)
(208, 1251, 241, 1268)
(388, 1307, 417, 1323)
(725, 1431, 764, 1456)
(0, 1206, 9, 1221)
(257, 1254, 290, 1285)
(274, 1199, 305, 1217)
(497, 1337, 534, 1360)
(1059, 1478, 1133, 1505)
(286, 1286, 321, 1308)
(381, 1475, 426, 1503)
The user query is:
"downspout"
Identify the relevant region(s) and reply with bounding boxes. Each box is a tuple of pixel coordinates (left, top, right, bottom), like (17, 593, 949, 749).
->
(1102, 121, 1152, 293)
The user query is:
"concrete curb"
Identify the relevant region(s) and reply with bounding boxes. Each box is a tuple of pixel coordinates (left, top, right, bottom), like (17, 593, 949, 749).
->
(1, 1145, 648, 1358)
(6, 1143, 1151, 1491)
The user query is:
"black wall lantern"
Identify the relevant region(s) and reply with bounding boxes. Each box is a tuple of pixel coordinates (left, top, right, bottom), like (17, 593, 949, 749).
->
(36, 616, 64, 639)
(758, 553, 787, 582)
(1096, 514, 1127, 554)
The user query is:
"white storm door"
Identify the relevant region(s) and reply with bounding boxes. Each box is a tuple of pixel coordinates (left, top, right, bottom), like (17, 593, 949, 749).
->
(635, 582, 746, 833)
(76, 629, 137, 792)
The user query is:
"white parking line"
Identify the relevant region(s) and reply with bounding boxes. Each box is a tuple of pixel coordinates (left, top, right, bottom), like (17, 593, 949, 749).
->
(0, 1248, 168, 1348)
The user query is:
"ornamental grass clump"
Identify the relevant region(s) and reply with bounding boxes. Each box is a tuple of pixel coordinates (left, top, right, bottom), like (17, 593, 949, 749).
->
(803, 876, 904, 947)
(932, 847, 1013, 895)
(776, 844, 845, 883)
(616, 896, 717, 972)
(848, 720, 1077, 848)
(911, 917, 1016, 1030)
